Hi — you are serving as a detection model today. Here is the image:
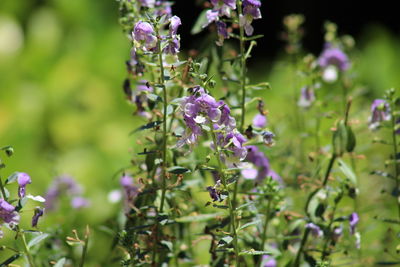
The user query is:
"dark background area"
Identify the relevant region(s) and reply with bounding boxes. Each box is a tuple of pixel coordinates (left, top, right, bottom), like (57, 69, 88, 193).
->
(173, 0, 399, 60)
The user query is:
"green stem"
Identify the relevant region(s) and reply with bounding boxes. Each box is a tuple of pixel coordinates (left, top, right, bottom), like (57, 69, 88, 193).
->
(237, 0, 246, 134)
(156, 31, 168, 213)
(79, 227, 90, 267)
(294, 154, 337, 266)
(209, 122, 240, 267)
(321, 198, 340, 261)
(258, 199, 272, 267)
(21, 231, 36, 267)
(391, 109, 400, 220)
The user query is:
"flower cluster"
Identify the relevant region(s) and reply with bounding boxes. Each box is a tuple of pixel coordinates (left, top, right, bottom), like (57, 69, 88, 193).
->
(204, 0, 236, 45)
(318, 43, 349, 83)
(45, 175, 89, 211)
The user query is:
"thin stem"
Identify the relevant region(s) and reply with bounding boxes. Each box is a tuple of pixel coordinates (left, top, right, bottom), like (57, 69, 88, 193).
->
(391, 109, 400, 220)
(237, 0, 246, 133)
(258, 198, 272, 267)
(209, 122, 240, 267)
(156, 31, 168, 213)
(79, 226, 90, 267)
(321, 198, 340, 261)
(20, 231, 36, 267)
(294, 153, 337, 266)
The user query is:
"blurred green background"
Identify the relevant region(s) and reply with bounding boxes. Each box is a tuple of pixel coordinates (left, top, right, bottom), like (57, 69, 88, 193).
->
(1, 0, 400, 265)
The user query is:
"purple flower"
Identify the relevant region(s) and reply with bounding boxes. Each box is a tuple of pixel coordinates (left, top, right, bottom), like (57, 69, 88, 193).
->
(45, 175, 85, 211)
(133, 21, 157, 51)
(154, 1, 172, 17)
(220, 131, 248, 161)
(369, 99, 391, 130)
(205, 10, 219, 26)
(71, 197, 90, 209)
(163, 38, 180, 55)
(306, 223, 323, 237)
(206, 186, 221, 202)
(31, 207, 44, 227)
(0, 199, 19, 225)
(252, 114, 267, 128)
(169, 16, 181, 36)
(349, 212, 359, 235)
(216, 21, 229, 46)
(298, 86, 316, 108)
(241, 146, 282, 184)
(120, 174, 139, 202)
(262, 255, 277, 267)
(240, 0, 262, 36)
(261, 131, 275, 146)
(318, 44, 350, 72)
(210, 0, 236, 17)
(17, 172, 31, 198)
(177, 87, 236, 148)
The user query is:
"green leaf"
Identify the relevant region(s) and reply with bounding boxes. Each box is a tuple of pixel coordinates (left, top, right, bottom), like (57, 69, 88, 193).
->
(160, 240, 173, 251)
(237, 220, 261, 231)
(53, 257, 66, 267)
(332, 120, 347, 156)
(0, 253, 22, 266)
(239, 250, 273, 256)
(191, 10, 208, 35)
(245, 82, 271, 91)
(235, 201, 255, 211)
(28, 233, 49, 249)
(5, 172, 18, 184)
(175, 213, 223, 223)
(337, 158, 357, 185)
(167, 166, 191, 174)
(218, 236, 233, 247)
(131, 121, 163, 134)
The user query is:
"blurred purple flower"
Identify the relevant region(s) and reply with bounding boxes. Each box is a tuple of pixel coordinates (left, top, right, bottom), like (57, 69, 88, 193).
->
(206, 186, 221, 202)
(298, 86, 315, 108)
(349, 212, 359, 235)
(0, 199, 19, 225)
(133, 21, 157, 51)
(369, 99, 391, 130)
(31, 207, 44, 227)
(45, 175, 86, 211)
(155, 1, 172, 17)
(163, 38, 180, 55)
(205, 10, 219, 26)
(261, 131, 275, 146)
(134, 80, 153, 116)
(240, 0, 262, 36)
(71, 196, 90, 209)
(262, 255, 277, 267)
(252, 114, 267, 128)
(120, 174, 139, 202)
(216, 21, 229, 46)
(306, 223, 323, 237)
(318, 44, 349, 72)
(17, 172, 31, 198)
(333, 225, 343, 242)
(219, 131, 248, 161)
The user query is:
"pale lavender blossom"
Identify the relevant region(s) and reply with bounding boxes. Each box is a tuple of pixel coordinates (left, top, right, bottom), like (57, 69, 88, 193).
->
(169, 16, 181, 35)
(133, 21, 157, 51)
(71, 197, 90, 209)
(17, 172, 31, 198)
(349, 212, 359, 235)
(369, 99, 391, 130)
(0, 199, 19, 225)
(219, 131, 248, 161)
(298, 86, 315, 108)
(204, 10, 219, 26)
(210, 0, 236, 17)
(306, 223, 323, 237)
(333, 225, 343, 242)
(240, 0, 262, 36)
(252, 114, 267, 128)
(120, 174, 139, 202)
